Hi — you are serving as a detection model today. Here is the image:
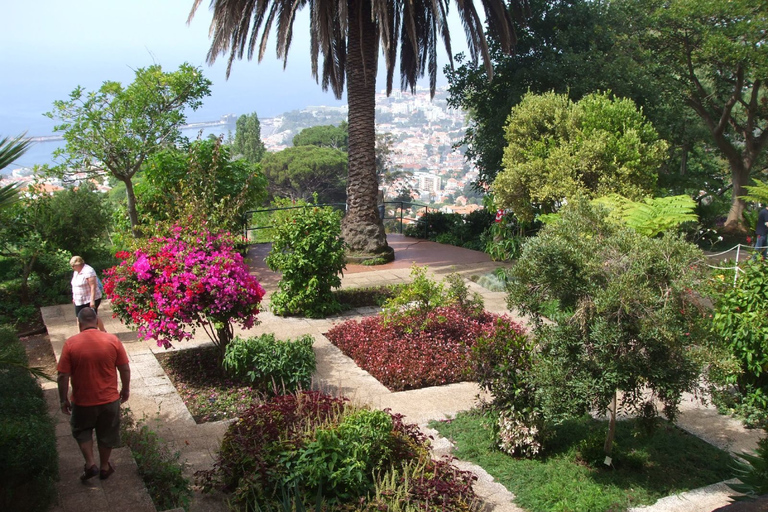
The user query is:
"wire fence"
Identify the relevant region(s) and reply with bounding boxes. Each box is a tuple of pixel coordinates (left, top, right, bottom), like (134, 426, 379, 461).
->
(705, 243, 765, 286)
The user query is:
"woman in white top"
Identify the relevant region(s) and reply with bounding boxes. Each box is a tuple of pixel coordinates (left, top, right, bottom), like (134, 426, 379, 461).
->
(69, 255, 106, 332)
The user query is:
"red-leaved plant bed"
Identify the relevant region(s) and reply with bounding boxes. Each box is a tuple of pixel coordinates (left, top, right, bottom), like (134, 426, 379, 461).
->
(326, 306, 522, 391)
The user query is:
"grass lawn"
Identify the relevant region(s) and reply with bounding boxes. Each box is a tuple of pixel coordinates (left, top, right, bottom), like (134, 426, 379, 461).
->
(431, 410, 734, 512)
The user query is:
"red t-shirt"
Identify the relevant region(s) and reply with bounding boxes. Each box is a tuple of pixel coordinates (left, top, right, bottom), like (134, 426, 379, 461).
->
(57, 329, 129, 406)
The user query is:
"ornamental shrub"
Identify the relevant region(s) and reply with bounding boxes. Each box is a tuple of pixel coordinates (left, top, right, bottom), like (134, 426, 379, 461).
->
(104, 226, 265, 362)
(222, 333, 316, 394)
(266, 200, 346, 318)
(508, 200, 711, 458)
(197, 391, 476, 511)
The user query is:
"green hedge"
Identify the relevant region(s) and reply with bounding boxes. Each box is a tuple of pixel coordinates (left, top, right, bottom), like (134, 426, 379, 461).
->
(0, 326, 58, 512)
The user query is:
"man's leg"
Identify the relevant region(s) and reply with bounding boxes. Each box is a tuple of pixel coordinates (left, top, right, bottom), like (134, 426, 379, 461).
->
(78, 438, 96, 468)
(97, 444, 112, 472)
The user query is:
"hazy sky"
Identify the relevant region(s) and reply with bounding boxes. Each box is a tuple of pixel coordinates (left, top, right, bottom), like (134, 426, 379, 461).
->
(1, 0, 469, 138)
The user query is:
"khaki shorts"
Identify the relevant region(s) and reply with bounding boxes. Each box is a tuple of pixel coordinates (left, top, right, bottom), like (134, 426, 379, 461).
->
(70, 399, 121, 448)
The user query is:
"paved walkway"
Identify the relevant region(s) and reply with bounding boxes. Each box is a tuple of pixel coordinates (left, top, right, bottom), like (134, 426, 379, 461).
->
(41, 235, 763, 512)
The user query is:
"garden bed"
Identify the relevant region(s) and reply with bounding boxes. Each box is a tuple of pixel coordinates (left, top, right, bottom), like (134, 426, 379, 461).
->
(156, 346, 261, 423)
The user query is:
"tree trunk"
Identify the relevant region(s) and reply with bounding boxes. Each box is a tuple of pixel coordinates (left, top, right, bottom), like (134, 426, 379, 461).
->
(341, 0, 393, 263)
(215, 323, 233, 367)
(122, 177, 141, 237)
(723, 162, 750, 234)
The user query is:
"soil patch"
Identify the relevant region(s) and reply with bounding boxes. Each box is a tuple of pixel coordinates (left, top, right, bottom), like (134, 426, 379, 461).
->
(21, 333, 57, 379)
(155, 346, 262, 423)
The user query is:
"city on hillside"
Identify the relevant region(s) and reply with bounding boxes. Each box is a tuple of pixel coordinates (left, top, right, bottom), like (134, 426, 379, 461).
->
(1, 87, 483, 214)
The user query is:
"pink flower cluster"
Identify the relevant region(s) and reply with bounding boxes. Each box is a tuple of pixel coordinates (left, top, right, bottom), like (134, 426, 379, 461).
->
(105, 227, 265, 348)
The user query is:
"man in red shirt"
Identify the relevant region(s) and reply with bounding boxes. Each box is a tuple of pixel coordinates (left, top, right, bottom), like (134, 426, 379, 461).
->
(57, 307, 131, 482)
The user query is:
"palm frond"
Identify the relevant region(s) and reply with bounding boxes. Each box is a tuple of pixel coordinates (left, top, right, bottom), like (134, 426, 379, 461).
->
(0, 182, 21, 210)
(0, 133, 32, 170)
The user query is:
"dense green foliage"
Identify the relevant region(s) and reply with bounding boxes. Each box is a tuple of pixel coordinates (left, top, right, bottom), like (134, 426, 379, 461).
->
(46, 63, 212, 233)
(0, 184, 113, 314)
(495, 91, 667, 222)
(432, 411, 733, 512)
(260, 145, 348, 204)
(121, 410, 192, 511)
(507, 201, 711, 455)
(266, 202, 346, 317)
(137, 138, 267, 233)
(222, 334, 316, 393)
(292, 122, 349, 151)
(710, 261, 768, 425)
(0, 326, 57, 512)
(593, 194, 698, 237)
(232, 112, 267, 163)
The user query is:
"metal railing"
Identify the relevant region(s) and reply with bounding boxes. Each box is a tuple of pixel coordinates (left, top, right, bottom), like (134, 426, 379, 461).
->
(243, 201, 431, 242)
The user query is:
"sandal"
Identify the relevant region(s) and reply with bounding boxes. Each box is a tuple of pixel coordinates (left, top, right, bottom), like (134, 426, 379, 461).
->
(99, 462, 115, 480)
(80, 464, 99, 482)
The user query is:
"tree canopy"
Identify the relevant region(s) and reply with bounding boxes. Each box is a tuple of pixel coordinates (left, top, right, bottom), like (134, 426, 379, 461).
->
(292, 122, 349, 151)
(260, 145, 347, 204)
(495, 91, 667, 222)
(46, 63, 212, 235)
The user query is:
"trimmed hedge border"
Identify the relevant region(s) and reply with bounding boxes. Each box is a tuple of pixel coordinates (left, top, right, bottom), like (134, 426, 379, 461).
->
(0, 325, 58, 512)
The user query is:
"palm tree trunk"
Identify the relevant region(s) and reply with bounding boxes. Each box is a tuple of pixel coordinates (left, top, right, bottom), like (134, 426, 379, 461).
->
(341, 0, 394, 263)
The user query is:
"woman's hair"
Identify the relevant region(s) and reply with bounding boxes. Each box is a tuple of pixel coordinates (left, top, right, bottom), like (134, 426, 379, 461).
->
(69, 256, 85, 266)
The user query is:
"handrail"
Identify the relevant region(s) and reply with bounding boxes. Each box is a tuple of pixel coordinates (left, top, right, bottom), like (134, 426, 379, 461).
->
(242, 201, 431, 241)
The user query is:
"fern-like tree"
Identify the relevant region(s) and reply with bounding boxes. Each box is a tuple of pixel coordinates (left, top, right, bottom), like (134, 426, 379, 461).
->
(0, 135, 32, 209)
(189, 0, 526, 262)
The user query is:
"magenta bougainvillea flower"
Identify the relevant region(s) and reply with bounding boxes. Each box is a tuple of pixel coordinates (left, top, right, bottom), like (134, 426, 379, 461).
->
(104, 226, 264, 353)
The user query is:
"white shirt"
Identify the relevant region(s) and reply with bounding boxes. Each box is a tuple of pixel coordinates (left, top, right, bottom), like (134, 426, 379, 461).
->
(71, 264, 102, 306)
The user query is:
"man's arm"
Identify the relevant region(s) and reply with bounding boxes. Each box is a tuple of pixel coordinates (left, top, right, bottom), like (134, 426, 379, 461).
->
(118, 363, 130, 403)
(57, 372, 72, 415)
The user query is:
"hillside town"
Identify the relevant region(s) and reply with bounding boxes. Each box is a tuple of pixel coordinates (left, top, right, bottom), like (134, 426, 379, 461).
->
(2, 87, 483, 214)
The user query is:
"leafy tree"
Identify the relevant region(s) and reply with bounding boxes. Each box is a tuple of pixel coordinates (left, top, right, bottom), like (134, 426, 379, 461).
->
(260, 145, 347, 204)
(292, 122, 349, 151)
(629, 0, 768, 232)
(46, 63, 212, 235)
(232, 112, 267, 163)
(137, 138, 267, 233)
(495, 91, 667, 222)
(189, 0, 525, 262)
(507, 200, 710, 457)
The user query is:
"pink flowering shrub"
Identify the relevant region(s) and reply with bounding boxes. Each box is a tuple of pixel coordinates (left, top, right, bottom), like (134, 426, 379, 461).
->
(326, 306, 522, 391)
(104, 226, 265, 360)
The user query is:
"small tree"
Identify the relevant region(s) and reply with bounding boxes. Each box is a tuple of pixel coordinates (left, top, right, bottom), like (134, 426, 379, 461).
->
(266, 200, 346, 318)
(46, 63, 212, 235)
(508, 200, 710, 457)
(232, 112, 267, 163)
(104, 227, 264, 362)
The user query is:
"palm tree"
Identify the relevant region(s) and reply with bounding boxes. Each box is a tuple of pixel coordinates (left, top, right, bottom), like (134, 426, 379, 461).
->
(189, 0, 526, 262)
(0, 134, 32, 210)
